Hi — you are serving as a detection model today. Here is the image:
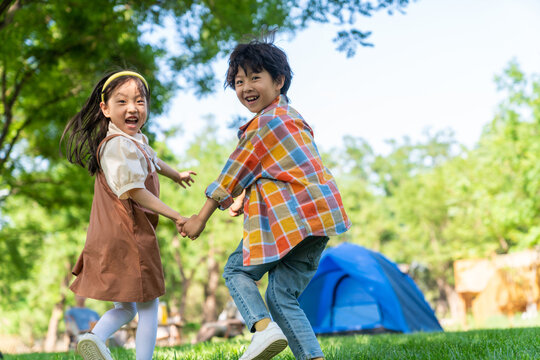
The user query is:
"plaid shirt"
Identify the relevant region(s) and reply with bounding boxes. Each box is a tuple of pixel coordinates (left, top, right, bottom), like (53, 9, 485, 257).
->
(206, 95, 351, 265)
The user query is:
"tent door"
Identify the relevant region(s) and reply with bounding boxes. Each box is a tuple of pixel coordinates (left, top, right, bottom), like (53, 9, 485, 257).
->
(331, 275, 382, 331)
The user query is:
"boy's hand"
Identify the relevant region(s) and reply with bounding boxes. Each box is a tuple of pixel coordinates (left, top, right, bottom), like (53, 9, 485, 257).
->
(228, 189, 246, 217)
(175, 170, 197, 189)
(182, 215, 206, 240)
(228, 197, 244, 217)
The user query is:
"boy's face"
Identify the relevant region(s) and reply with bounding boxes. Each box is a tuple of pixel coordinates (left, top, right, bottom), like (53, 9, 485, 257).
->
(234, 67, 284, 114)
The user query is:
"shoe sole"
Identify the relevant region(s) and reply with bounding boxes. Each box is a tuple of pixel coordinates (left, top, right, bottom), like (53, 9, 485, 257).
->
(251, 338, 288, 360)
(77, 339, 112, 360)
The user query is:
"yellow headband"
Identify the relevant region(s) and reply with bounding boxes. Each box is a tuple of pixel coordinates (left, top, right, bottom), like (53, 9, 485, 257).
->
(101, 71, 149, 103)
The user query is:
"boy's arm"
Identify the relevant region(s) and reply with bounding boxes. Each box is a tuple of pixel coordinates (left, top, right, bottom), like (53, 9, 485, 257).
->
(181, 197, 219, 240)
(156, 158, 196, 188)
(128, 188, 186, 222)
(205, 131, 261, 210)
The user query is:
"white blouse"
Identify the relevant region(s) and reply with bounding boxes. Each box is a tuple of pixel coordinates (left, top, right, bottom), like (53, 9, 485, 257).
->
(99, 123, 161, 199)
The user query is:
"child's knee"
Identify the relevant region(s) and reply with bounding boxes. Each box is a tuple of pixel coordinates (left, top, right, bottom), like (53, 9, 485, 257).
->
(223, 252, 243, 278)
(266, 283, 296, 311)
(223, 259, 246, 284)
(115, 302, 137, 321)
(222, 263, 234, 281)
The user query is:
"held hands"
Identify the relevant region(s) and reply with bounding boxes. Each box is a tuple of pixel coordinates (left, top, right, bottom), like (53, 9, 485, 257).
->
(175, 170, 197, 189)
(175, 216, 188, 235)
(172, 170, 197, 237)
(176, 198, 219, 241)
(178, 214, 206, 241)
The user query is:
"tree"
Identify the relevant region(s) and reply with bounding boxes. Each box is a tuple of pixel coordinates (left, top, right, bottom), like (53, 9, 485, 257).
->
(0, 0, 412, 193)
(155, 119, 243, 325)
(0, 0, 413, 291)
(0, 0, 415, 345)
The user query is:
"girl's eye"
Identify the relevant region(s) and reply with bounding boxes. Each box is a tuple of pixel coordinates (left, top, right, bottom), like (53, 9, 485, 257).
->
(235, 80, 243, 85)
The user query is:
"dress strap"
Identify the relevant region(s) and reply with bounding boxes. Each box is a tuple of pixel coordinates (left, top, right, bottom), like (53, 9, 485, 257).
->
(96, 134, 153, 173)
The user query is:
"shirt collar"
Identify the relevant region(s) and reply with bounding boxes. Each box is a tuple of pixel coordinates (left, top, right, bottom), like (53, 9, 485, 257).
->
(238, 95, 287, 135)
(107, 122, 146, 144)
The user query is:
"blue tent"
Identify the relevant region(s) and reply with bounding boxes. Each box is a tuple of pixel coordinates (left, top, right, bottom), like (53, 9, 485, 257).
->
(298, 243, 443, 334)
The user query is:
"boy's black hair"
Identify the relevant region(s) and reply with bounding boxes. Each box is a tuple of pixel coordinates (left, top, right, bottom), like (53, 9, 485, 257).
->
(225, 38, 293, 95)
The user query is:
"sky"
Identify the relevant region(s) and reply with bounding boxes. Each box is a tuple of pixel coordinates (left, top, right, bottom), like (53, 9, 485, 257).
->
(156, 0, 540, 155)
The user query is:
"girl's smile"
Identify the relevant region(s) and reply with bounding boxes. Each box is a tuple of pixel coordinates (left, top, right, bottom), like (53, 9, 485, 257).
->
(100, 79, 148, 136)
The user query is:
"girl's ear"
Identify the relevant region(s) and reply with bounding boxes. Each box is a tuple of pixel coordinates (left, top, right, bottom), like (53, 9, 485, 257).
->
(100, 102, 110, 118)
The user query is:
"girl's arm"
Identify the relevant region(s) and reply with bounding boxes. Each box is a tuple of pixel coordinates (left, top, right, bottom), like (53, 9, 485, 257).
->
(128, 188, 186, 222)
(156, 158, 196, 188)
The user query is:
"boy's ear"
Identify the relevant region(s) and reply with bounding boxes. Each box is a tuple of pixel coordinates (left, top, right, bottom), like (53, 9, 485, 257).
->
(275, 75, 285, 91)
(100, 102, 110, 118)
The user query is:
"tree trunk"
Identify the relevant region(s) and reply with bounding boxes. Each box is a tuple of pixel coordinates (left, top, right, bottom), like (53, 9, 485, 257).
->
(435, 275, 460, 321)
(171, 236, 197, 321)
(202, 237, 220, 323)
(0, 0, 20, 30)
(44, 261, 71, 352)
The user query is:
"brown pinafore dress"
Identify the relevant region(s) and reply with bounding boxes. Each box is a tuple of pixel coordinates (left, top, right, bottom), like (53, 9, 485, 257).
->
(70, 134, 165, 303)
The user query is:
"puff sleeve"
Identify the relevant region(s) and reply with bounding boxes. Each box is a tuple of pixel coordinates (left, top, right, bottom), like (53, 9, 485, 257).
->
(100, 137, 149, 199)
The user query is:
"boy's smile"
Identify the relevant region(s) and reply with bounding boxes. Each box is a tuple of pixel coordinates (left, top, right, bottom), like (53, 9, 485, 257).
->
(100, 79, 148, 136)
(235, 67, 284, 114)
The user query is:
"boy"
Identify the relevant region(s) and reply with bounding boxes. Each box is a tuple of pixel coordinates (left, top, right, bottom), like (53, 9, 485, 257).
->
(181, 38, 351, 360)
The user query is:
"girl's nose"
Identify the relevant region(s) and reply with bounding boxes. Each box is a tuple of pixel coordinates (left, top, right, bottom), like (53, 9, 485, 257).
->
(127, 102, 137, 112)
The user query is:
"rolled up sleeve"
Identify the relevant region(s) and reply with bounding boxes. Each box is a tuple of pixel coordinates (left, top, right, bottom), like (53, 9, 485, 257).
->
(205, 134, 261, 210)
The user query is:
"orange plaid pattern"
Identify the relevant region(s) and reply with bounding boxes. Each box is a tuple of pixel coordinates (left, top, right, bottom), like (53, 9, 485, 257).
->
(206, 95, 351, 265)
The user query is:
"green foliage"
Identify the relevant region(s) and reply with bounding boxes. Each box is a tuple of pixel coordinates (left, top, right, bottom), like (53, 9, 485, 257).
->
(0, 0, 413, 340)
(4, 0, 540, 348)
(320, 64, 540, 312)
(2, 62, 540, 341)
(0, 0, 411, 192)
(155, 119, 243, 320)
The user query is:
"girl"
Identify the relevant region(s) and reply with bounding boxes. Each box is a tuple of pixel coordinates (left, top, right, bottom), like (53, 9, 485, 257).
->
(61, 70, 194, 360)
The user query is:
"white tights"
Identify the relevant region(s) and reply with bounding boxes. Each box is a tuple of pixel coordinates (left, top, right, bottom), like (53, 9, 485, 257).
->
(91, 298, 159, 360)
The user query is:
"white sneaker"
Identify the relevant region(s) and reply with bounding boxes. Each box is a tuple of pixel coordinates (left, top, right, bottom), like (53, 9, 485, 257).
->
(239, 322, 288, 360)
(77, 332, 113, 360)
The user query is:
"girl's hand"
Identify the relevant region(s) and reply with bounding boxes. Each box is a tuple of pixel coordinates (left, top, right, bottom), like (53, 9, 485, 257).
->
(175, 216, 188, 234)
(176, 170, 197, 189)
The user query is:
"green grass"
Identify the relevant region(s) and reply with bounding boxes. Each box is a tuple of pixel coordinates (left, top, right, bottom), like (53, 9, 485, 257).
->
(3, 327, 539, 360)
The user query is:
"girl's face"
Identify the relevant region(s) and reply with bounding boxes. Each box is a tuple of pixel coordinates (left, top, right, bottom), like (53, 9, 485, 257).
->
(234, 67, 284, 114)
(100, 79, 148, 136)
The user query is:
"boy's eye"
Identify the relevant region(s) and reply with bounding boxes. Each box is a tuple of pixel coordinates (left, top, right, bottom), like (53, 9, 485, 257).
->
(235, 79, 243, 85)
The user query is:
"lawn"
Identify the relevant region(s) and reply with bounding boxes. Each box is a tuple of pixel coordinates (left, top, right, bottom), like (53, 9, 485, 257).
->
(3, 327, 539, 360)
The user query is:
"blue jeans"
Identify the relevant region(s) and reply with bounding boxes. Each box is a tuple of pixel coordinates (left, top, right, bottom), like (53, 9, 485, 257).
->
(223, 236, 329, 360)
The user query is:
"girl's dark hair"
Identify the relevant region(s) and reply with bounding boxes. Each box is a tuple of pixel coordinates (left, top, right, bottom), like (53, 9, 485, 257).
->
(61, 70, 150, 175)
(225, 35, 293, 95)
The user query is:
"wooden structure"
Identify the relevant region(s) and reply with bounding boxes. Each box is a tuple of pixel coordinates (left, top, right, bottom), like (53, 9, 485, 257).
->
(454, 249, 540, 327)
